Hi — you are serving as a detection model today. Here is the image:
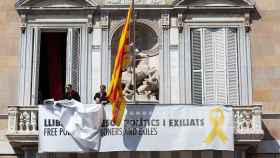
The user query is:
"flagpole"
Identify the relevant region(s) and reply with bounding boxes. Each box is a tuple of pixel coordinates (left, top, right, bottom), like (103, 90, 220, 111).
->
(132, 0, 136, 103)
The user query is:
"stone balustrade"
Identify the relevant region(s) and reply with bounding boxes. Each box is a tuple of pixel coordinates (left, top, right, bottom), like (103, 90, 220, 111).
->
(233, 105, 264, 144)
(6, 105, 264, 146)
(7, 105, 39, 145)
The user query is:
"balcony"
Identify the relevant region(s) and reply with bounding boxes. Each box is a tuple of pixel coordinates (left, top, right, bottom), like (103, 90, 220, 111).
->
(6, 104, 264, 148)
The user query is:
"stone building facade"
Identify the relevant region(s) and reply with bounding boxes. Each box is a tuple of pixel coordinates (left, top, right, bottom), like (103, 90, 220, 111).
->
(0, 0, 279, 158)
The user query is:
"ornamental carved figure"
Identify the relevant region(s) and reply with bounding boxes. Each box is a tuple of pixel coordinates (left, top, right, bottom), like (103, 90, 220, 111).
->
(111, 23, 159, 102)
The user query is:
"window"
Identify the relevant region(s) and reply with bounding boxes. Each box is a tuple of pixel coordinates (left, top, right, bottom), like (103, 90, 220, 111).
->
(38, 28, 81, 103)
(191, 28, 239, 105)
(18, 27, 82, 105)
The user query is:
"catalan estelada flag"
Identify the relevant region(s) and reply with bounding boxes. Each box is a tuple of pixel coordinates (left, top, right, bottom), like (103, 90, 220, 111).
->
(107, 6, 132, 126)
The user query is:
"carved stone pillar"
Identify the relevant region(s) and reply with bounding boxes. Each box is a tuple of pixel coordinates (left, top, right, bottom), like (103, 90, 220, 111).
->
(252, 106, 262, 133)
(8, 106, 18, 132)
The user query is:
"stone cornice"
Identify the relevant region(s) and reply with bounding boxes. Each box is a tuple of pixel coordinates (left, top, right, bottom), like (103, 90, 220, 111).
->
(16, 0, 98, 8)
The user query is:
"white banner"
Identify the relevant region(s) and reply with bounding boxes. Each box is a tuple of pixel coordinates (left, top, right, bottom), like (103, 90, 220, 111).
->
(39, 104, 233, 152)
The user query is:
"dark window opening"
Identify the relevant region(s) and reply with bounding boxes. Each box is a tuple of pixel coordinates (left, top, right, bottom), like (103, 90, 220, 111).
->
(38, 32, 67, 103)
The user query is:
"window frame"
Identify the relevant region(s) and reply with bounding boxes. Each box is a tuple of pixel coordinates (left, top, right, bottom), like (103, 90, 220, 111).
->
(185, 22, 252, 105)
(18, 23, 89, 105)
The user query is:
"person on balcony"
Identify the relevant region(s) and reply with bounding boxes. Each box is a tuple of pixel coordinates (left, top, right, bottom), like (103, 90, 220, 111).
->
(63, 84, 81, 102)
(94, 85, 109, 105)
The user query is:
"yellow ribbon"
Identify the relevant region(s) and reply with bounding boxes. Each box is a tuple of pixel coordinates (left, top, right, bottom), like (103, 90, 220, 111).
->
(204, 107, 228, 144)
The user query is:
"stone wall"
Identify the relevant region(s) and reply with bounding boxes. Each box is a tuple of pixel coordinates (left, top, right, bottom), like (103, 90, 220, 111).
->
(0, 0, 19, 155)
(0, 0, 20, 113)
(251, 0, 280, 155)
(252, 0, 280, 112)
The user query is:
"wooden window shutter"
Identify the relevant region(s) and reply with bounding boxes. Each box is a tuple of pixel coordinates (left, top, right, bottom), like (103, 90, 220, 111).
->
(191, 28, 239, 105)
(191, 29, 203, 104)
(203, 29, 215, 104)
(213, 28, 227, 104)
(226, 28, 239, 105)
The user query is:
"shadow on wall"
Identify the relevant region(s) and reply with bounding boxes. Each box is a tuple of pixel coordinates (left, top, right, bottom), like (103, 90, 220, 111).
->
(252, 7, 262, 22)
(247, 120, 280, 158)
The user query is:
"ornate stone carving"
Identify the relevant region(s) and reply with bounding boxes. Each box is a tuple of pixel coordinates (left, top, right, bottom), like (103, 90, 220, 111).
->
(233, 105, 264, 137)
(9, 106, 38, 132)
(244, 13, 251, 32)
(8, 107, 18, 132)
(87, 14, 93, 33)
(20, 14, 27, 33)
(31, 111, 37, 131)
(122, 49, 159, 101)
(234, 110, 253, 131)
(177, 13, 183, 32)
(101, 13, 109, 29)
(161, 12, 170, 29)
(111, 23, 159, 101)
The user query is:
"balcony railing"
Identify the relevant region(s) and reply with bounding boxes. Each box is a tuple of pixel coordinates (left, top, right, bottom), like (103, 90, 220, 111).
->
(6, 104, 264, 146)
(233, 105, 264, 144)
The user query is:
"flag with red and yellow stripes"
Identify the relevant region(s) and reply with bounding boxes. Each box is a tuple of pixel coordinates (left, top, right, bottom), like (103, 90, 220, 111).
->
(107, 6, 132, 126)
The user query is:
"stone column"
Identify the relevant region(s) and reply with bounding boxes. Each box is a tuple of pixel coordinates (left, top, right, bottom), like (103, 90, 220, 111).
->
(160, 12, 170, 104)
(177, 13, 187, 104)
(90, 16, 102, 103)
(169, 16, 180, 103)
(80, 25, 89, 103)
(100, 12, 110, 87)
(86, 14, 94, 103)
(184, 20, 192, 104)
(239, 24, 250, 105)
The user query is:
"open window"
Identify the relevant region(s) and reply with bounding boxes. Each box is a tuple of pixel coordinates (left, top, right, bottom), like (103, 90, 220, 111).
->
(27, 28, 81, 104)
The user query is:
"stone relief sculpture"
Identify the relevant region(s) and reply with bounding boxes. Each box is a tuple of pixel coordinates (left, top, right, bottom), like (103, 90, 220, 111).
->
(112, 23, 159, 102)
(121, 47, 159, 101)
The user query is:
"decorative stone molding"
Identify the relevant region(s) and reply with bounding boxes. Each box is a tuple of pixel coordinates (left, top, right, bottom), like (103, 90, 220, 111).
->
(161, 12, 170, 29)
(8, 107, 18, 132)
(20, 14, 27, 33)
(101, 13, 109, 29)
(244, 0, 256, 5)
(177, 13, 183, 32)
(7, 106, 38, 146)
(233, 105, 264, 144)
(244, 13, 251, 32)
(109, 18, 160, 43)
(104, 0, 165, 5)
(87, 14, 93, 33)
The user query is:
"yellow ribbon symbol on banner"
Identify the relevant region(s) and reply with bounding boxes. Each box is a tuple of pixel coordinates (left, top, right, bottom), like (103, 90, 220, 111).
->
(204, 107, 228, 144)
